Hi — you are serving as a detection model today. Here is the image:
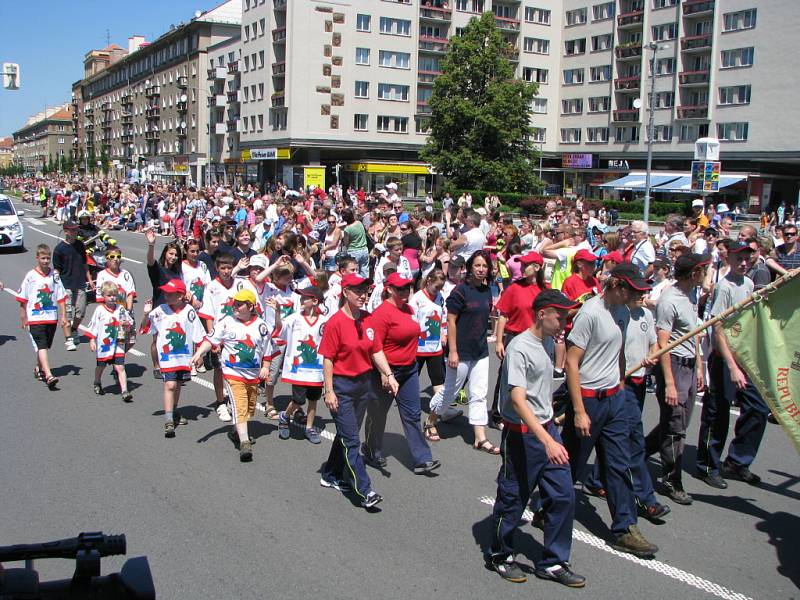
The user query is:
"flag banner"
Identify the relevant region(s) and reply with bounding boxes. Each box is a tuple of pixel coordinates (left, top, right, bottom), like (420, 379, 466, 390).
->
(723, 275, 800, 454)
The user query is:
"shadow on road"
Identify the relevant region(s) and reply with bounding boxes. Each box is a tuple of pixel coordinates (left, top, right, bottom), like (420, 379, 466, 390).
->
(51, 364, 82, 377)
(0, 334, 17, 346)
(471, 513, 543, 574)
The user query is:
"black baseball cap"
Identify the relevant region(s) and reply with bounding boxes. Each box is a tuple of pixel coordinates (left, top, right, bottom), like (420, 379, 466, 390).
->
(727, 241, 755, 254)
(533, 289, 580, 312)
(610, 263, 652, 291)
(449, 256, 466, 269)
(297, 286, 324, 302)
(674, 253, 712, 278)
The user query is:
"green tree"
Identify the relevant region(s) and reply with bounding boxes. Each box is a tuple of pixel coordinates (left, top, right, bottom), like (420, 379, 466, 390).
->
(420, 12, 541, 193)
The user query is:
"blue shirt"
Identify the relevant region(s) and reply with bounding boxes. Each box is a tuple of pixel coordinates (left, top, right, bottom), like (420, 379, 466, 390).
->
(234, 207, 248, 225)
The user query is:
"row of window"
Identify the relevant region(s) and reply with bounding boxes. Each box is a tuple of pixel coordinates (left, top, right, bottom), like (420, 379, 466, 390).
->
(357, 15, 412, 36)
(353, 114, 410, 133)
(565, 3, 615, 27)
(555, 85, 750, 115)
(354, 81, 412, 101)
(559, 122, 749, 144)
(356, 48, 412, 69)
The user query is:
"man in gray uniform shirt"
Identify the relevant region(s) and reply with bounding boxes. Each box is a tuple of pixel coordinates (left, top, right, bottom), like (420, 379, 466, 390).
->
(645, 253, 709, 505)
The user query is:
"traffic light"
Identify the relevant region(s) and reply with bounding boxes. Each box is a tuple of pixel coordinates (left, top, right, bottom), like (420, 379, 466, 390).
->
(3, 63, 20, 90)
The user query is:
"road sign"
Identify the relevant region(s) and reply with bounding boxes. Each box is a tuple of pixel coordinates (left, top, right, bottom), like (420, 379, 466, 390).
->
(3, 63, 20, 90)
(691, 160, 721, 192)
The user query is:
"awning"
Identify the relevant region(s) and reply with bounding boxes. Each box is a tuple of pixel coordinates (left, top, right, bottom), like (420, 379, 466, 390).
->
(653, 174, 747, 194)
(596, 172, 682, 190)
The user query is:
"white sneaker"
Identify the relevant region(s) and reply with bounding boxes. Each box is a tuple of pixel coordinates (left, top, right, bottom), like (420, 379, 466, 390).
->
(439, 406, 464, 422)
(191, 364, 198, 376)
(196, 362, 207, 373)
(65, 339, 77, 351)
(216, 403, 232, 422)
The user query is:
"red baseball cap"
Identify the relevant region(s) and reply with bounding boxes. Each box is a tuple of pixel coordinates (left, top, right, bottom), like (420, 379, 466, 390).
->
(385, 272, 414, 288)
(601, 251, 624, 263)
(159, 279, 187, 294)
(518, 251, 544, 265)
(341, 273, 371, 288)
(574, 249, 598, 263)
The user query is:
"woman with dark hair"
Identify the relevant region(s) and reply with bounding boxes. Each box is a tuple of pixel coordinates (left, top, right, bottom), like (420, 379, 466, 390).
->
(229, 224, 257, 264)
(419, 226, 443, 280)
(341, 208, 370, 278)
(399, 220, 423, 281)
(146, 228, 183, 379)
(270, 231, 314, 282)
(425, 249, 498, 453)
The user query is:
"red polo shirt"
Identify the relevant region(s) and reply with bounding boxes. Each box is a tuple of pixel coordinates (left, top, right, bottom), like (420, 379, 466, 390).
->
(318, 310, 374, 377)
(495, 281, 543, 334)
(367, 300, 421, 366)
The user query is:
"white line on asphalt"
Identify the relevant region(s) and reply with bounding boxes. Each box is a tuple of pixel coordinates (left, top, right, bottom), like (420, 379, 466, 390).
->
(24, 217, 45, 225)
(128, 348, 146, 357)
(25, 226, 143, 264)
(477, 496, 753, 600)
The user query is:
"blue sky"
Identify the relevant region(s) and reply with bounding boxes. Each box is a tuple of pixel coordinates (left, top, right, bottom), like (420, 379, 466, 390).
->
(0, 0, 211, 136)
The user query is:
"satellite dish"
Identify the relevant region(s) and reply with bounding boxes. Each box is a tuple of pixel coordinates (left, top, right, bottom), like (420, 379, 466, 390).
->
(145, 79, 150, 86)
(180, 94, 187, 102)
(194, 10, 202, 18)
(632, 98, 643, 109)
(180, 121, 186, 128)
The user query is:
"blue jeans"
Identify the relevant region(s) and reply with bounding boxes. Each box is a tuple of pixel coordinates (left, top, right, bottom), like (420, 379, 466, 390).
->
(348, 247, 370, 279)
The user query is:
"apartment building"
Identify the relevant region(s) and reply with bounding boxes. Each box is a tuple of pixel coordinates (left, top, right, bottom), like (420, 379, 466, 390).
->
(70, 0, 241, 184)
(0, 137, 14, 170)
(233, 0, 798, 208)
(11, 105, 74, 174)
(206, 33, 244, 184)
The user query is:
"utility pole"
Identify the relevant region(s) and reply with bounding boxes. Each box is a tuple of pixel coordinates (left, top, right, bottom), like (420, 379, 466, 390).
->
(643, 42, 669, 225)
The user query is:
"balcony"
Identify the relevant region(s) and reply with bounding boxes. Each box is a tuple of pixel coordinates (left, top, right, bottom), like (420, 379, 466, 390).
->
(176, 101, 188, 113)
(227, 61, 239, 74)
(617, 11, 644, 28)
(145, 106, 160, 118)
(121, 113, 133, 124)
(176, 128, 187, 137)
(495, 16, 521, 32)
(101, 121, 112, 130)
(227, 91, 241, 104)
(145, 86, 161, 98)
(84, 106, 94, 115)
(176, 76, 188, 88)
(613, 109, 640, 122)
(678, 70, 710, 85)
(420, 6, 452, 22)
(85, 122, 95, 130)
(271, 91, 285, 107)
(272, 27, 287, 43)
(214, 122, 227, 135)
(683, 0, 714, 16)
(681, 33, 712, 52)
(120, 132, 133, 143)
(615, 43, 643, 61)
(272, 61, 286, 76)
(144, 130, 160, 140)
(208, 94, 227, 107)
(227, 120, 239, 133)
(614, 75, 641, 91)
(677, 104, 709, 119)
(120, 90, 132, 100)
(416, 101, 432, 115)
(418, 69, 442, 84)
(419, 36, 449, 54)
(274, 0, 286, 9)
(101, 101, 112, 111)
(207, 66, 227, 80)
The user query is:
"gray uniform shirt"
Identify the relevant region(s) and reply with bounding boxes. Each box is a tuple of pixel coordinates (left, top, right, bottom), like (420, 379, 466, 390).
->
(622, 306, 657, 377)
(655, 284, 699, 359)
(709, 274, 753, 351)
(499, 330, 554, 424)
(568, 294, 628, 390)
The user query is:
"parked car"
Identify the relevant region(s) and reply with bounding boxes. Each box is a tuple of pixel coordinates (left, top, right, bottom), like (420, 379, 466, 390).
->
(0, 193, 25, 250)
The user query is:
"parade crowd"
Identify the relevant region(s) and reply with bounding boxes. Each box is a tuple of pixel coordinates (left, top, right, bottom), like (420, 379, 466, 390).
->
(4, 174, 798, 589)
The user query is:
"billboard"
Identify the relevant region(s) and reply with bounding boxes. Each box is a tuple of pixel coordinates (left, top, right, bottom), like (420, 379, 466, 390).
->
(562, 153, 593, 169)
(691, 160, 721, 192)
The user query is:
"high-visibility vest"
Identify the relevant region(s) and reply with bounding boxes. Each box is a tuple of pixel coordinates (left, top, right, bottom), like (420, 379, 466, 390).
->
(550, 254, 573, 291)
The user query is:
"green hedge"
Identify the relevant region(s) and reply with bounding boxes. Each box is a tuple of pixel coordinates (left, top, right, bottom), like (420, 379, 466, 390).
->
(600, 200, 690, 217)
(444, 189, 544, 208)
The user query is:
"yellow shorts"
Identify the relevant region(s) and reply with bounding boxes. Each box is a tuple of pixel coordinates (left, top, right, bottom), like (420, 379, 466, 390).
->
(225, 379, 259, 425)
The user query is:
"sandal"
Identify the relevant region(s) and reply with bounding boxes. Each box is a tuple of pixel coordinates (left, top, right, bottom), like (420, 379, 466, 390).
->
(424, 423, 441, 442)
(93, 382, 104, 395)
(34, 366, 43, 381)
(46, 375, 59, 390)
(265, 406, 279, 420)
(473, 439, 500, 455)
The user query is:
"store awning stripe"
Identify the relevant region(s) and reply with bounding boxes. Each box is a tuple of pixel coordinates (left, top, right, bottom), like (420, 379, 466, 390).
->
(597, 173, 682, 190)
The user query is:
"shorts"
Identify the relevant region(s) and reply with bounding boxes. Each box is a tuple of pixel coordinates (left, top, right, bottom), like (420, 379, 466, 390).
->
(28, 323, 57, 350)
(226, 379, 259, 424)
(267, 346, 286, 386)
(98, 356, 125, 366)
(417, 354, 445, 387)
(291, 384, 322, 406)
(162, 370, 192, 382)
(64, 289, 87, 322)
(204, 351, 221, 370)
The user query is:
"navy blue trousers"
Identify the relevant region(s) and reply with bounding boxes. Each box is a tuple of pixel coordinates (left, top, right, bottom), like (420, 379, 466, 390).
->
(364, 363, 432, 466)
(696, 353, 769, 475)
(491, 422, 574, 568)
(321, 373, 374, 499)
(562, 389, 637, 535)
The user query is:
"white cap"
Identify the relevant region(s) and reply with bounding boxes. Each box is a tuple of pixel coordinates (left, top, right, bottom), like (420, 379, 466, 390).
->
(692, 199, 704, 208)
(717, 203, 730, 213)
(249, 254, 269, 269)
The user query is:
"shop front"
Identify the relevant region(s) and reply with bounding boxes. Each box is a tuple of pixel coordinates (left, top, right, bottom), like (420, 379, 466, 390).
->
(343, 162, 434, 198)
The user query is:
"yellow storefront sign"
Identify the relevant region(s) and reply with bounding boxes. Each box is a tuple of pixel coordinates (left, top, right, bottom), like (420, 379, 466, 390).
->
(304, 167, 326, 189)
(241, 148, 291, 161)
(345, 162, 431, 174)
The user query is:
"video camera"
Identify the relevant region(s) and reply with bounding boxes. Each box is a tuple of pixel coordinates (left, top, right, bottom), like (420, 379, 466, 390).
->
(0, 532, 154, 599)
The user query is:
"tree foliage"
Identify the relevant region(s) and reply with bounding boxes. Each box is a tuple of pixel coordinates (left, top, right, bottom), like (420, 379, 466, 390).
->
(420, 12, 542, 193)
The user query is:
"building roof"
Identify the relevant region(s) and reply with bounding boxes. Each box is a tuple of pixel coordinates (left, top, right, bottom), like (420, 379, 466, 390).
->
(101, 43, 125, 52)
(0, 137, 13, 149)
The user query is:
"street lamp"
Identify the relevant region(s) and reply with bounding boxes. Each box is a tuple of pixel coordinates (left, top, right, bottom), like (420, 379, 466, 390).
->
(642, 42, 670, 224)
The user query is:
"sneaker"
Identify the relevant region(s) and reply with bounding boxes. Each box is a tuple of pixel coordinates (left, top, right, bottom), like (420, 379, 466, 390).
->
(767, 412, 778, 425)
(320, 477, 352, 493)
(721, 460, 761, 486)
(552, 369, 564, 379)
(173, 411, 188, 426)
(191, 364, 197, 376)
(164, 422, 176, 438)
(530, 508, 545, 530)
(256, 402, 266, 413)
(361, 491, 383, 509)
(439, 406, 464, 422)
(293, 409, 307, 425)
(490, 556, 528, 583)
(455, 388, 468, 405)
(196, 362, 207, 373)
(278, 411, 291, 440)
(638, 502, 671, 522)
(239, 440, 253, 462)
(305, 427, 321, 444)
(121, 391, 133, 403)
(216, 403, 232, 422)
(610, 525, 658, 558)
(581, 483, 607, 499)
(93, 382, 104, 395)
(534, 563, 586, 588)
(65, 339, 77, 351)
(697, 471, 728, 490)
(153, 368, 162, 380)
(413, 460, 442, 475)
(361, 444, 387, 468)
(661, 482, 693, 505)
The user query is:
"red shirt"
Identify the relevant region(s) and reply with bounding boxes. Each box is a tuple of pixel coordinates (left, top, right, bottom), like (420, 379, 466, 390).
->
(367, 300, 421, 366)
(495, 282, 543, 334)
(318, 310, 374, 377)
(562, 274, 599, 304)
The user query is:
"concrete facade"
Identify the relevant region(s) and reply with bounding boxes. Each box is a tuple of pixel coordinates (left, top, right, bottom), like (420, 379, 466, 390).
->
(11, 106, 74, 174)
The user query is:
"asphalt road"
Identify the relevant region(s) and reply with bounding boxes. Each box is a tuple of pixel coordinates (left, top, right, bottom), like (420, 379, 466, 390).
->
(0, 212, 797, 600)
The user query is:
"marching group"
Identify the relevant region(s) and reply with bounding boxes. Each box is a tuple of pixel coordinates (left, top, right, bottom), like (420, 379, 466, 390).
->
(5, 174, 797, 589)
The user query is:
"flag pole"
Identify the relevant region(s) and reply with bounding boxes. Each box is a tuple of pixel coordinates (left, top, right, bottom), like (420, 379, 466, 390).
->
(625, 266, 800, 378)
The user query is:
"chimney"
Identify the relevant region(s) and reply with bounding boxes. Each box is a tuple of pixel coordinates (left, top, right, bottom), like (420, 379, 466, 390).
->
(128, 35, 146, 53)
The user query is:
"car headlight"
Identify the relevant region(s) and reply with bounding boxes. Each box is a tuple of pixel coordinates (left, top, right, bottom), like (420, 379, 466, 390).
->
(9, 223, 22, 233)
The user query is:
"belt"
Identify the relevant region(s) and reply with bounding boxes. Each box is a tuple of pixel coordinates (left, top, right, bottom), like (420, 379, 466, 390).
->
(626, 376, 645, 385)
(580, 384, 622, 398)
(673, 356, 697, 368)
(502, 419, 552, 433)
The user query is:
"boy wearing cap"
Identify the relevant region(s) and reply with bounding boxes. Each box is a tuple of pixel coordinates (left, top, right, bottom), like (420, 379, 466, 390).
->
(276, 286, 329, 444)
(489, 290, 585, 588)
(192, 288, 278, 461)
(696, 242, 769, 488)
(141, 279, 206, 438)
(53, 220, 91, 351)
(644, 254, 708, 505)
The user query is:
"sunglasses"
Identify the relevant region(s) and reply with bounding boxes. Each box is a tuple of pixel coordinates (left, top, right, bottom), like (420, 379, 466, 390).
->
(785, 231, 798, 237)
(107, 254, 122, 259)
(232, 300, 251, 308)
(346, 287, 369, 296)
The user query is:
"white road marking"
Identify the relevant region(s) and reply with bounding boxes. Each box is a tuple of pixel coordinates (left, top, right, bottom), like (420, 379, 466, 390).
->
(477, 496, 752, 600)
(25, 217, 45, 225)
(25, 226, 143, 264)
(128, 348, 146, 357)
